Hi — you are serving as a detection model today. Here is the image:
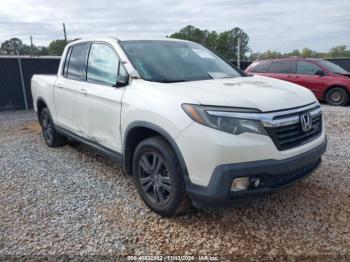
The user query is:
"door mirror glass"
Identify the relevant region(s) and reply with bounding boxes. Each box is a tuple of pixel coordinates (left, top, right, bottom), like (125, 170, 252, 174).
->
(116, 62, 129, 87)
(314, 70, 325, 76)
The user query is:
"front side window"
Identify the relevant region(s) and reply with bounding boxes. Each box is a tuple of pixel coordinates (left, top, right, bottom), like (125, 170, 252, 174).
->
(297, 61, 322, 75)
(120, 40, 242, 83)
(268, 61, 294, 74)
(319, 60, 348, 74)
(87, 43, 119, 86)
(67, 43, 90, 80)
(250, 60, 271, 73)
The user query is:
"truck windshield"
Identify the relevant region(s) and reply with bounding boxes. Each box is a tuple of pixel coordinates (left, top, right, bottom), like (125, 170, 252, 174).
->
(319, 60, 348, 74)
(120, 40, 242, 83)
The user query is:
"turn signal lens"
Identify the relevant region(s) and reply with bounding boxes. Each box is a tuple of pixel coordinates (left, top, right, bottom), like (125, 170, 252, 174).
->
(181, 104, 205, 124)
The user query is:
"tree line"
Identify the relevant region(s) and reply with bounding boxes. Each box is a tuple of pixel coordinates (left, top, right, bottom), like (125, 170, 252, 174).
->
(170, 25, 350, 60)
(1, 25, 349, 60)
(169, 25, 250, 61)
(0, 38, 67, 56)
(252, 46, 350, 60)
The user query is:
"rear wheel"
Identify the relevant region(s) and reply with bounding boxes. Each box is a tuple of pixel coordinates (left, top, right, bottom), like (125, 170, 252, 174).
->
(40, 108, 67, 147)
(325, 87, 349, 106)
(133, 136, 190, 217)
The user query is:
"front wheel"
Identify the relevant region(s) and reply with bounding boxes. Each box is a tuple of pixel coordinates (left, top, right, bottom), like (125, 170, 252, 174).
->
(325, 87, 349, 106)
(132, 136, 190, 217)
(40, 108, 67, 147)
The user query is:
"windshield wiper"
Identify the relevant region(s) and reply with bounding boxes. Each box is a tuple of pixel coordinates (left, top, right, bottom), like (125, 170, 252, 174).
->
(157, 79, 186, 83)
(148, 74, 216, 83)
(216, 76, 236, 79)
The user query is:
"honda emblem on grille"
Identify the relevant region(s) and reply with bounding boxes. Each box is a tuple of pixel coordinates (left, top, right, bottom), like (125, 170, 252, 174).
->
(300, 113, 312, 132)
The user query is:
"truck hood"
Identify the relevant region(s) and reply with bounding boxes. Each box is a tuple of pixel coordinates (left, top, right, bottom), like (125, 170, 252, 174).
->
(162, 75, 317, 112)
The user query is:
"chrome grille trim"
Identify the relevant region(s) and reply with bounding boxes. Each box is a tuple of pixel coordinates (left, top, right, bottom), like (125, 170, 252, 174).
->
(206, 102, 321, 128)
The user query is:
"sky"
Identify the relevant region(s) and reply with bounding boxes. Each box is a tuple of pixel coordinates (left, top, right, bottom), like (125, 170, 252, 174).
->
(0, 0, 349, 53)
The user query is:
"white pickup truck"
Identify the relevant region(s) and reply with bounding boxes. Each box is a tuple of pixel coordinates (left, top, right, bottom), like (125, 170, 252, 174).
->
(31, 37, 327, 217)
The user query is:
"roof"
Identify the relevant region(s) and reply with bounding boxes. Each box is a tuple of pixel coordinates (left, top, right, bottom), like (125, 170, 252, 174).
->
(120, 37, 190, 42)
(70, 36, 191, 45)
(255, 57, 323, 62)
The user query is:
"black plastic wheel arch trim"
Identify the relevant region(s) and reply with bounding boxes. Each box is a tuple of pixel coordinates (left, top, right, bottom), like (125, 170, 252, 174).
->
(123, 121, 190, 180)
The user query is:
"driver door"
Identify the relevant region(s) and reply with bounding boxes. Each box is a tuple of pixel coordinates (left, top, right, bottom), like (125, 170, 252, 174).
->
(78, 42, 128, 153)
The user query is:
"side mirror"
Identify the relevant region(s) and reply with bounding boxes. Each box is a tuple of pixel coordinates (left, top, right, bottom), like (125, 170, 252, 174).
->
(314, 70, 325, 76)
(115, 62, 129, 87)
(116, 74, 129, 87)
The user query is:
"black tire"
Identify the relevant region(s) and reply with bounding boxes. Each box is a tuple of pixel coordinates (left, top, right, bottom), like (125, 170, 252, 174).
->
(40, 108, 67, 147)
(325, 87, 349, 106)
(132, 136, 191, 217)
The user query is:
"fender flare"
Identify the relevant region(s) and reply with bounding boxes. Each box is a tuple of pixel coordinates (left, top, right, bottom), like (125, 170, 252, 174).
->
(36, 96, 50, 122)
(123, 121, 189, 179)
(36, 96, 48, 110)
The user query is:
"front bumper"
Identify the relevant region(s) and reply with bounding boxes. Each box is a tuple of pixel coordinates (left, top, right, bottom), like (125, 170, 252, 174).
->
(186, 138, 327, 208)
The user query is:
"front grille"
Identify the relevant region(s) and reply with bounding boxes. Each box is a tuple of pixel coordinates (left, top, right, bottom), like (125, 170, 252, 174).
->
(266, 108, 322, 151)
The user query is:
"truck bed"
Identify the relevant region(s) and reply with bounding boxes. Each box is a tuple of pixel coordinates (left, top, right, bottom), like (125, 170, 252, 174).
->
(31, 74, 57, 112)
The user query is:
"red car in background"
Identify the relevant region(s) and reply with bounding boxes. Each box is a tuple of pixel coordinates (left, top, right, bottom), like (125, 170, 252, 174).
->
(245, 58, 350, 106)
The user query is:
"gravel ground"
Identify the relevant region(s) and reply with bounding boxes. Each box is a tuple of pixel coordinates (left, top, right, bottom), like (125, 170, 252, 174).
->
(0, 105, 349, 260)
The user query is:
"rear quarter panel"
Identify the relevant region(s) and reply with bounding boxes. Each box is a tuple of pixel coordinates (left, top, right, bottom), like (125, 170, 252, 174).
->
(31, 75, 57, 117)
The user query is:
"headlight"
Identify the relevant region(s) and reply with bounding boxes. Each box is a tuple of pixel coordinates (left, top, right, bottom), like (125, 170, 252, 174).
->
(182, 104, 267, 136)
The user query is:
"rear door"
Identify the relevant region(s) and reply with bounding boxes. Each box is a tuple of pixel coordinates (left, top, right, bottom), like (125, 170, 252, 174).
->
(54, 43, 90, 133)
(294, 61, 328, 99)
(265, 60, 297, 82)
(77, 42, 128, 152)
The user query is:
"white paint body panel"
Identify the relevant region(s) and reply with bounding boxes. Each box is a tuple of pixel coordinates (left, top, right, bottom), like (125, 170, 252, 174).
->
(163, 75, 316, 112)
(75, 81, 125, 152)
(176, 122, 326, 186)
(31, 37, 326, 188)
(54, 77, 81, 133)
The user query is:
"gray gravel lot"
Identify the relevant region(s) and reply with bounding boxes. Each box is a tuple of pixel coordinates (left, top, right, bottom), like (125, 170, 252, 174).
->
(0, 105, 349, 259)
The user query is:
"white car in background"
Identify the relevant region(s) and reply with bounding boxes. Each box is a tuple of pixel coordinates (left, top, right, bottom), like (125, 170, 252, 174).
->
(31, 37, 327, 217)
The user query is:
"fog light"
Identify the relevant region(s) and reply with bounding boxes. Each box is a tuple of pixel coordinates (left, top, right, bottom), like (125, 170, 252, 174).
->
(231, 177, 250, 191)
(252, 178, 261, 188)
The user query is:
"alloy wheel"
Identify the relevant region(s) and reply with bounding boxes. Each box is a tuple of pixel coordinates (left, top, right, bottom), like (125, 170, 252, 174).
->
(138, 152, 172, 205)
(42, 112, 54, 144)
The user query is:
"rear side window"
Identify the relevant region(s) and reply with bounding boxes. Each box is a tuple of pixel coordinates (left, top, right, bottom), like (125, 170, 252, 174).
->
(87, 43, 119, 86)
(250, 61, 271, 73)
(268, 61, 294, 74)
(67, 43, 90, 80)
(297, 61, 322, 75)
